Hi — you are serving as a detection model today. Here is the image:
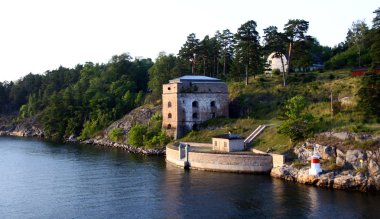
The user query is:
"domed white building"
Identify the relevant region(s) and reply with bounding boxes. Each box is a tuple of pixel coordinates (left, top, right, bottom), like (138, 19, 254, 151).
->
(265, 52, 288, 75)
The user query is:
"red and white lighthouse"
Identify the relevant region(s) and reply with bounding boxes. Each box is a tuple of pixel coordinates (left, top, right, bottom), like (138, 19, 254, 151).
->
(309, 145, 322, 175)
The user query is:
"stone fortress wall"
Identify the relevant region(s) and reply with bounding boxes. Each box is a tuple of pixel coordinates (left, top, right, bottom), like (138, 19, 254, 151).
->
(166, 143, 273, 173)
(162, 76, 229, 139)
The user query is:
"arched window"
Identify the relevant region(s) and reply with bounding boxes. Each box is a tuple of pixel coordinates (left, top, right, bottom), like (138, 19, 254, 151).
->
(167, 124, 172, 129)
(168, 101, 172, 108)
(192, 113, 198, 119)
(192, 101, 198, 108)
(210, 101, 216, 107)
(168, 113, 172, 119)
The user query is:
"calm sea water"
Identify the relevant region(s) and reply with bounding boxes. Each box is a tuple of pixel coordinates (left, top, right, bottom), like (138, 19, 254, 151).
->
(0, 137, 379, 219)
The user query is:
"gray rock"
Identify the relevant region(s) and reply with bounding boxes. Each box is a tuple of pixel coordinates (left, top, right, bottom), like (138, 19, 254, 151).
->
(333, 174, 354, 190)
(294, 145, 313, 161)
(270, 165, 298, 182)
(368, 159, 380, 176)
(336, 149, 346, 167)
(332, 132, 351, 140)
(346, 150, 367, 169)
(316, 172, 335, 188)
(319, 145, 336, 159)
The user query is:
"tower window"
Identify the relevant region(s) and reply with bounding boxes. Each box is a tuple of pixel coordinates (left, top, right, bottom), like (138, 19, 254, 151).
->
(192, 101, 198, 108)
(168, 101, 172, 108)
(167, 124, 172, 129)
(210, 101, 216, 107)
(168, 113, 172, 119)
(192, 113, 198, 119)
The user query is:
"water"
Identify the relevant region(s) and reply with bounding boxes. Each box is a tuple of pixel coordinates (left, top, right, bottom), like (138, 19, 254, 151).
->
(0, 137, 379, 218)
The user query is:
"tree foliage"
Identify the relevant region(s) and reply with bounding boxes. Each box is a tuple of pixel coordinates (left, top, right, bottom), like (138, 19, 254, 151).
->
(283, 19, 310, 73)
(235, 20, 262, 85)
(278, 96, 314, 141)
(127, 113, 170, 148)
(148, 52, 179, 101)
(357, 72, 380, 120)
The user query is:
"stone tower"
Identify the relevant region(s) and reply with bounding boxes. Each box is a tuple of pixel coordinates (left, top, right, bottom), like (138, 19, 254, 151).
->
(162, 75, 229, 139)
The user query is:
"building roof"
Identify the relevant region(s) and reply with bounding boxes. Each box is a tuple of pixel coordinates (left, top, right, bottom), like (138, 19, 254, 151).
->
(213, 133, 244, 140)
(169, 75, 223, 83)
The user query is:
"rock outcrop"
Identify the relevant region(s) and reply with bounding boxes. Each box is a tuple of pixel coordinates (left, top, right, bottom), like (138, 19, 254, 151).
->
(272, 135, 380, 192)
(1, 105, 164, 156)
(104, 104, 161, 138)
(271, 165, 380, 192)
(0, 115, 44, 138)
(84, 138, 165, 155)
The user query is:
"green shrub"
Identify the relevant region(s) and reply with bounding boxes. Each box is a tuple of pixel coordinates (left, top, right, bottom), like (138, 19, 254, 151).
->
(278, 96, 315, 141)
(109, 128, 124, 142)
(145, 131, 171, 148)
(128, 124, 148, 147)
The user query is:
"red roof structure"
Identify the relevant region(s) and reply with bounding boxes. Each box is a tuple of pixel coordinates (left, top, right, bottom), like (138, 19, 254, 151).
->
(351, 68, 380, 76)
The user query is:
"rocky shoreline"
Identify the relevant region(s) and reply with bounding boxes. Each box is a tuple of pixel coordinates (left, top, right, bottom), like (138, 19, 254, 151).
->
(271, 165, 380, 192)
(72, 138, 165, 155)
(0, 128, 165, 156)
(1, 116, 379, 192)
(0, 117, 164, 156)
(271, 133, 380, 192)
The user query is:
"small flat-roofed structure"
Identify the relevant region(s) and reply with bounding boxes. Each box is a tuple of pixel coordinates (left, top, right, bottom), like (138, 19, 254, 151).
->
(212, 133, 245, 152)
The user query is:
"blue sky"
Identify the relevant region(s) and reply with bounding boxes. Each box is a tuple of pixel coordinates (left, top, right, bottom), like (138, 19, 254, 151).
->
(0, 0, 378, 82)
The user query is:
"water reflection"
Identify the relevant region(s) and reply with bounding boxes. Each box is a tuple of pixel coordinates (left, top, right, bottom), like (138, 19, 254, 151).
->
(1, 137, 380, 219)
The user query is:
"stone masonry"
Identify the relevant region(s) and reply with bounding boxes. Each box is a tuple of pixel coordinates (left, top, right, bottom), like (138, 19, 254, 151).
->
(162, 76, 229, 139)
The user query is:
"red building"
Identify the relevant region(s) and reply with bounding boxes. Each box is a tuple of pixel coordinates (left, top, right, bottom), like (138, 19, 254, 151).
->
(351, 68, 380, 76)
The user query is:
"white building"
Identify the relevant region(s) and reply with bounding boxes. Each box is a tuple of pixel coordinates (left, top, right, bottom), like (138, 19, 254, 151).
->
(265, 52, 288, 75)
(212, 133, 245, 152)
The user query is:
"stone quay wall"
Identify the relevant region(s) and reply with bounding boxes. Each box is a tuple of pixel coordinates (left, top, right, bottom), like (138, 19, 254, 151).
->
(166, 144, 273, 173)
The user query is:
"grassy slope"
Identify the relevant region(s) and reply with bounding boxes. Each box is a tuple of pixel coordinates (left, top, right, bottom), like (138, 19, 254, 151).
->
(179, 70, 379, 154)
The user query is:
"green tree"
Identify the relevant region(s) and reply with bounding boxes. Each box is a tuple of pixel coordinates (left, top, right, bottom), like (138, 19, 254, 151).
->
(284, 19, 309, 73)
(263, 26, 287, 86)
(178, 33, 200, 74)
(346, 20, 369, 67)
(374, 7, 380, 29)
(357, 72, 380, 120)
(217, 29, 235, 76)
(372, 8, 380, 68)
(148, 52, 179, 101)
(235, 20, 262, 85)
(109, 128, 124, 142)
(128, 123, 148, 147)
(278, 96, 314, 141)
